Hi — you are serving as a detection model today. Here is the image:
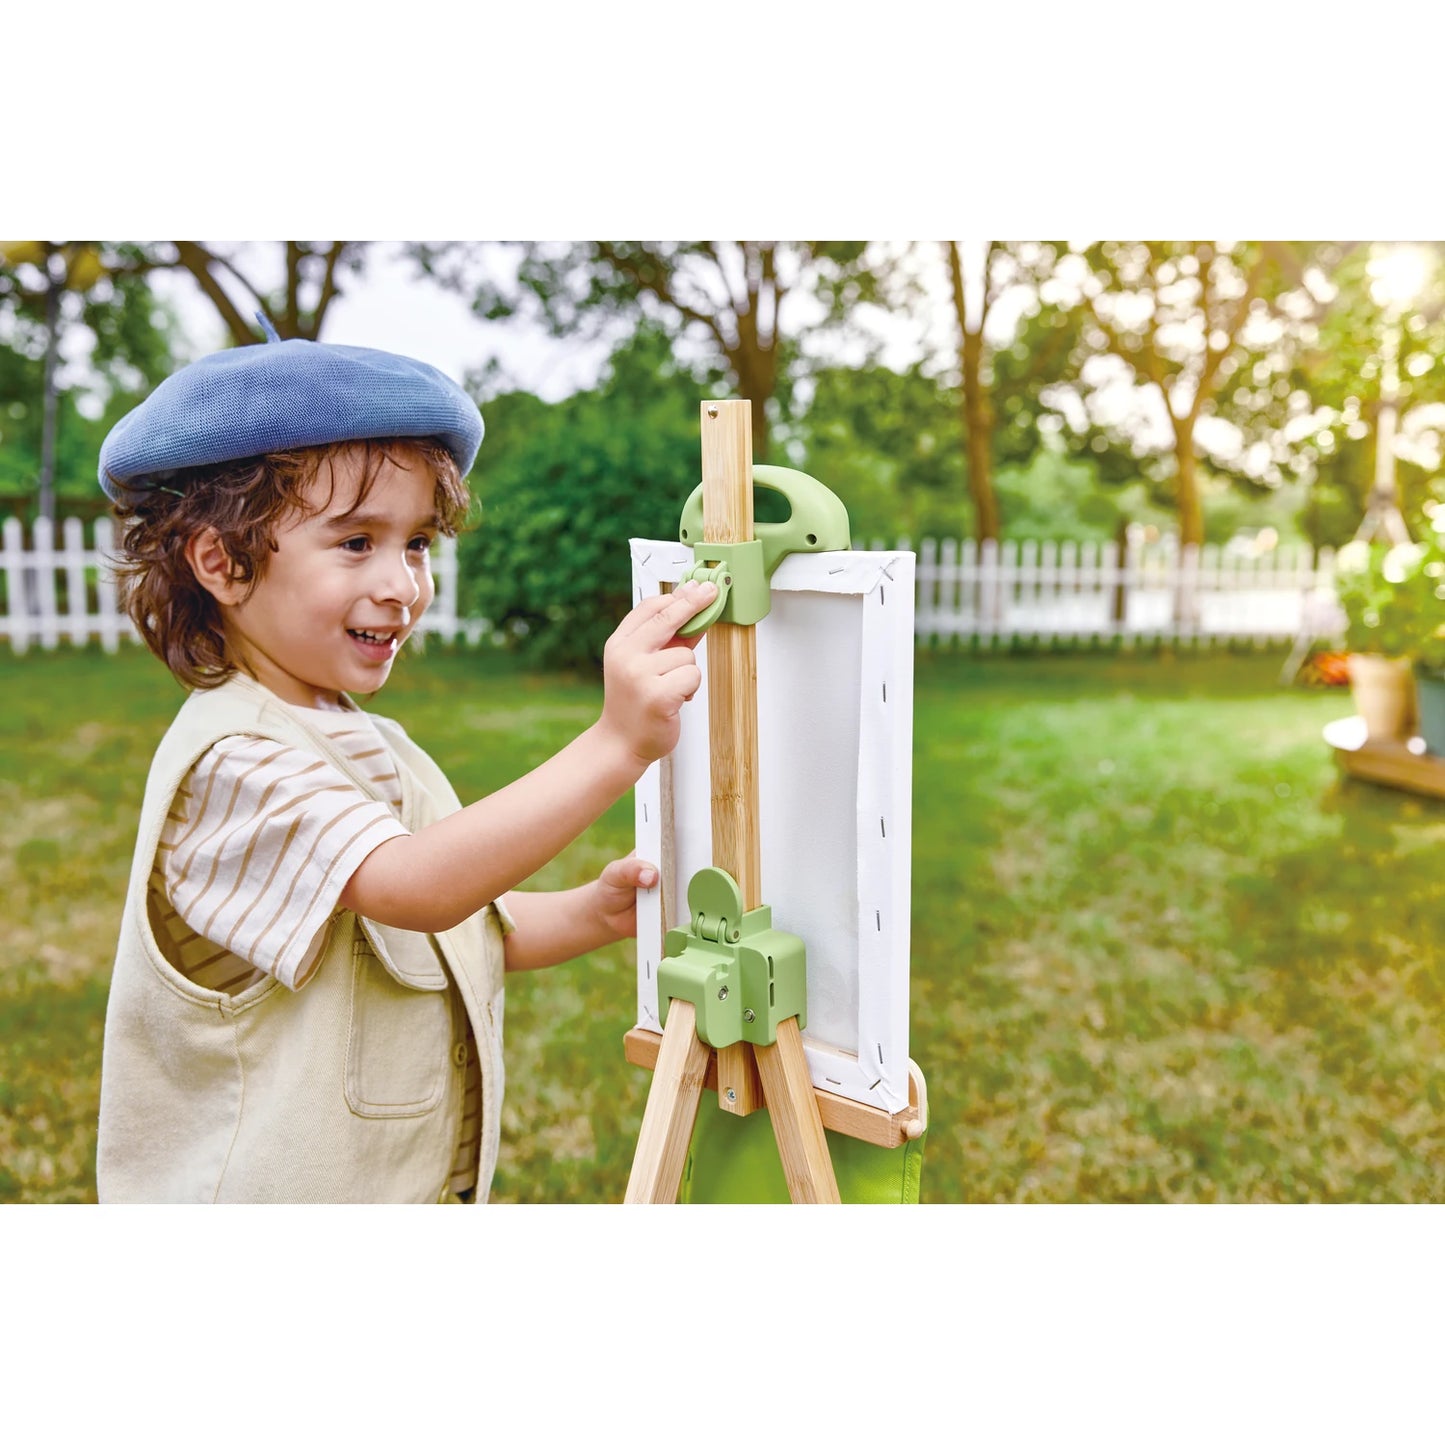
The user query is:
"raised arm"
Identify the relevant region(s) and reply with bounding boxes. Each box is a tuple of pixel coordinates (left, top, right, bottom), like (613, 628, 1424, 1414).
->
(338, 580, 715, 933)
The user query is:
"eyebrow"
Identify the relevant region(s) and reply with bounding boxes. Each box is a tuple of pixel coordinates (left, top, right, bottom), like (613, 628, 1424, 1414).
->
(320, 510, 442, 534)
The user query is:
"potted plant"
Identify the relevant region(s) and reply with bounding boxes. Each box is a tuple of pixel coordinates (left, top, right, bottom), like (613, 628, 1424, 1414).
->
(1332, 537, 1430, 741)
(1407, 534, 1445, 755)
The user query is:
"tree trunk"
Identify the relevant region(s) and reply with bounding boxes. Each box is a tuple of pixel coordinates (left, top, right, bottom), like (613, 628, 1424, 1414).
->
(1112, 513, 1131, 625)
(1173, 419, 1203, 628)
(754, 412, 770, 464)
(38, 272, 60, 527)
(947, 242, 1000, 541)
(1174, 421, 1204, 549)
(962, 326, 999, 541)
(728, 343, 776, 461)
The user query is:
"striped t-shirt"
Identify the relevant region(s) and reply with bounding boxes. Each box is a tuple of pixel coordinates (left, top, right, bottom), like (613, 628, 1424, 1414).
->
(148, 698, 486, 1198)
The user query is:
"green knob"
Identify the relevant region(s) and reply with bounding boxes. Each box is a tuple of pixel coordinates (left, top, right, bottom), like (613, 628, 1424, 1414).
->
(688, 866, 744, 942)
(676, 562, 731, 639)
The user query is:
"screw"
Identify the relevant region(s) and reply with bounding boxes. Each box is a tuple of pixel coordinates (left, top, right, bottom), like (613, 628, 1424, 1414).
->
(725, 1088, 737, 1104)
(718, 986, 729, 1000)
(707, 405, 719, 418)
(743, 1009, 756, 1023)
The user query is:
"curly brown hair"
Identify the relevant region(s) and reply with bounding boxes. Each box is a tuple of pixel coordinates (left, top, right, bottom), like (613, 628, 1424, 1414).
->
(110, 438, 469, 690)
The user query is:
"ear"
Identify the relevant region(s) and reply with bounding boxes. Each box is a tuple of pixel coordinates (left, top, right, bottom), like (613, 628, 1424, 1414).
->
(184, 528, 247, 607)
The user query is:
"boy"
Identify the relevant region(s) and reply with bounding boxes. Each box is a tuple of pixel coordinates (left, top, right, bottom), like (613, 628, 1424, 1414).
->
(94, 333, 716, 1203)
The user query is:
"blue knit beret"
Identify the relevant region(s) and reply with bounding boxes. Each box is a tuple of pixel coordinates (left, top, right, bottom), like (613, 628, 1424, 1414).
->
(98, 337, 484, 501)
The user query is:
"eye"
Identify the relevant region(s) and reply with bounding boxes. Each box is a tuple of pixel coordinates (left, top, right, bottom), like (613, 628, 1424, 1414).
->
(408, 534, 436, 555)
(340, 536, 370, 553)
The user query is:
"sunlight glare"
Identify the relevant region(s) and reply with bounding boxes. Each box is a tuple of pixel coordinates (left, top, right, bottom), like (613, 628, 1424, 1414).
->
(1368, 244, 1431, 310)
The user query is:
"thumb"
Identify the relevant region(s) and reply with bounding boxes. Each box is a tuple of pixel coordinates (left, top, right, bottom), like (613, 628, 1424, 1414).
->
(604, 855, 658, 890)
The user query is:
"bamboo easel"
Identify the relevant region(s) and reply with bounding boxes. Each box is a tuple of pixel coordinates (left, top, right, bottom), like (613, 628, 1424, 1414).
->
(623, 400, 925, 1204)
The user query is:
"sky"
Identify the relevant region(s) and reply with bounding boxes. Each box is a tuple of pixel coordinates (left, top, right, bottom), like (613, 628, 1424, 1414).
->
(144, 242, 614, 399)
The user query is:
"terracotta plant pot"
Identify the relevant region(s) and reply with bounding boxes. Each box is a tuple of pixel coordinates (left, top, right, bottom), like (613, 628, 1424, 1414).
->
(1348, 653, 1416, 741)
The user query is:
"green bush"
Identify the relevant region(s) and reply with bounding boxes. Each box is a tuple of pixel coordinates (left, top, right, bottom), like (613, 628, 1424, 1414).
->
(458, 330, 725, 671)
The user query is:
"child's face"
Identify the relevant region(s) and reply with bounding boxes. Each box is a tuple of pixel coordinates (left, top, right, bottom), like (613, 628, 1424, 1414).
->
(217, 448, 440, 707)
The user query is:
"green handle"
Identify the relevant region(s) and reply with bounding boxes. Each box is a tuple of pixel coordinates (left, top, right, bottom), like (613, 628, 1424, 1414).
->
(679, 464, 851, 573)
(676, 465, 851, 636)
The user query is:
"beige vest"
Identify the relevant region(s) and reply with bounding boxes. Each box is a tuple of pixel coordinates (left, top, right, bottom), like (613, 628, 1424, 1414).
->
(96, 675, 508, 1203)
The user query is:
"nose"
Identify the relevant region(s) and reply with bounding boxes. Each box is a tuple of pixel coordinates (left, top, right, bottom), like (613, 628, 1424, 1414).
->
(371, 547, 422, 609)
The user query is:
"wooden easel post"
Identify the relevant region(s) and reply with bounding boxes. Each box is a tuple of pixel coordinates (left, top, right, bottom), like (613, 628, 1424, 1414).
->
(699, 401, 765, 1120)
(624, 399, 841, 1204)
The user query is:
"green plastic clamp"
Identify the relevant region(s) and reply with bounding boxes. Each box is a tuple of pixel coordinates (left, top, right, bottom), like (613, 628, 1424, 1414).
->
(657, 867, 807, 1048)
(675, 545, 763, 633)
(676, 464, 851, 637)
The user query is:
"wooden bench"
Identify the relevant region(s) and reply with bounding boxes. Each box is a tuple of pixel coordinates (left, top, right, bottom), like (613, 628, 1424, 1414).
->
(1324, 716, 1445, 799)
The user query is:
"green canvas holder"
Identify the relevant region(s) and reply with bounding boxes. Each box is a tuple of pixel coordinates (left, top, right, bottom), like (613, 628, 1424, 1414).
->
(677, 1103, 927, 1204)
(676, 463, 852, 637)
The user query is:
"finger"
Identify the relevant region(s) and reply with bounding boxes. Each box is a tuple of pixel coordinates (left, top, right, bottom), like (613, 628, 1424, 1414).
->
(615, 582, 714, 642)
(603, 855, 658, 889)
(614, 589, 683, 641)
(655, 644, 704, 675)
(653, 662, 702, 706)
(633, 582, 718, 649)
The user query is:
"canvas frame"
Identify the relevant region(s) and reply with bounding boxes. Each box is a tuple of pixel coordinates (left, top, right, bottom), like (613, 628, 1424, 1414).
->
(630, 539, 915, 1115)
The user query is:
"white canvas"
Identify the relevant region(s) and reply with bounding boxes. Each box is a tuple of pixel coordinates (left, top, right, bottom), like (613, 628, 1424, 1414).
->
(631, 539, 915, 1115)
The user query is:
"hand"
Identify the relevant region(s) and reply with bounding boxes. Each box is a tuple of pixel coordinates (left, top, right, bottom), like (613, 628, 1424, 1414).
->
(597, 580, 715, 768)
(592, 853, 659, 941)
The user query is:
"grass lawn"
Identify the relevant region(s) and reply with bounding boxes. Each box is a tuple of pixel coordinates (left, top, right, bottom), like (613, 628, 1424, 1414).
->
(2, 640, 1442, 1203)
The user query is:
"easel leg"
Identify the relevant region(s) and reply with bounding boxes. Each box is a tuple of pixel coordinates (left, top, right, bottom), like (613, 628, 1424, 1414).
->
(716, 1041, 763, 1115)
(624, 1000, 712, 1204)
(754, 1017, 841, 1204)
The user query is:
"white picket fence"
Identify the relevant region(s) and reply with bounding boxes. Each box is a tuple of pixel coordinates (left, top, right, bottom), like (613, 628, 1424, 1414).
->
(912, 535, 1341, 648)
(0, 516, 476, 655)
(0, 517, 1341, 657)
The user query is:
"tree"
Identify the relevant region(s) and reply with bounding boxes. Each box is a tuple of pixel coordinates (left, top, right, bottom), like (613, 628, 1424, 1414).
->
(153, 241, 368, 344)
(1280, 243, 1445, 548)
(0, 241, 176, 520)
(10, 240, 366, 358)
(947, 241, 1000, 540)
(410, 241, 886, 462)
(789, 360, 962, 542)
(1040, 241, 1329, 547)
(793, 357, 1156, 547)
(940, 240, 1087, 540)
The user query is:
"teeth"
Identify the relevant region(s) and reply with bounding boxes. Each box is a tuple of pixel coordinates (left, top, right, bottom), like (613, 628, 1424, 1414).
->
(350, 629, 394, 644)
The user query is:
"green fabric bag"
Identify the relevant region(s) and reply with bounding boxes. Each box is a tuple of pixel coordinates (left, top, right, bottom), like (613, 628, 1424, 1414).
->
(677, 1102, 926, 1204)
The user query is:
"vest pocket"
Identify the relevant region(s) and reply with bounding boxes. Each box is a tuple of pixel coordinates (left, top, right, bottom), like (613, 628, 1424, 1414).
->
(345, 937, 451, 1118)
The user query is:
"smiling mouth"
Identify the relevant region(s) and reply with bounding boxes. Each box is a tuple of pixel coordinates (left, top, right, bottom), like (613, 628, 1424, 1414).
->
(348, 628, 398, 647)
